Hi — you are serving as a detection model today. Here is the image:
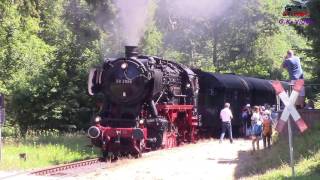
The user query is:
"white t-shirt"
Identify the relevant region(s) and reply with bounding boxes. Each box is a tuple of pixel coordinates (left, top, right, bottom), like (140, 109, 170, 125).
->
(251, 112, 262, 125)
(220, 107, 233, 122)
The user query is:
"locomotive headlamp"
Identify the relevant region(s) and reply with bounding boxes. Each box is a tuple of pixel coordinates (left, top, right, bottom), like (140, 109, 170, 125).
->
(139, 119, 144, 124)
(186, 83, 191, 88)
(121, 62, 128, 69)
(95, 116, 101, 122)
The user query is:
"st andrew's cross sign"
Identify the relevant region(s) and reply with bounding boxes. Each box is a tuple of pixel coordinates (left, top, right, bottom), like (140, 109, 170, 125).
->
(272, 79, 308, 133)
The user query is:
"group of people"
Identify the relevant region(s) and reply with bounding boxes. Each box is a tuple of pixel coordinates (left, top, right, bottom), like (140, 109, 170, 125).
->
(243, 104, 273, 151)
(219, 49, 306, 152)
(219, 102, 273, 152)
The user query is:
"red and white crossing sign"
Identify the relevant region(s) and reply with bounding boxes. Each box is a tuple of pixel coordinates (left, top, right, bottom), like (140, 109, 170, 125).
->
(272, 80, 308, 133)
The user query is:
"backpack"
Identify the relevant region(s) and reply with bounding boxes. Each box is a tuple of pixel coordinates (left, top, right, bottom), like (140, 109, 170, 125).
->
(241, 111, 249, 121)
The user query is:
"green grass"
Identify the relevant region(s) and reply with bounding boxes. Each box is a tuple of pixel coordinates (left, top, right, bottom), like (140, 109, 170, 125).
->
(0, 131, 100, 170)
(250, 152, 320, 180)
(243, 123, 320, 180)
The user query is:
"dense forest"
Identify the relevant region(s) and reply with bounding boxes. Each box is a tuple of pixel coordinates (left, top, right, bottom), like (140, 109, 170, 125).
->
(0, 0, 319, 136)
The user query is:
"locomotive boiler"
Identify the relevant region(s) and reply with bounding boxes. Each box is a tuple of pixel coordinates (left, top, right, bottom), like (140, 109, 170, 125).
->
(87, 46, 199, 158)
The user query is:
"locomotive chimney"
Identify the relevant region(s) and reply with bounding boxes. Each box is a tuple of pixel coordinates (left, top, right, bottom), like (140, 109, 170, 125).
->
(125, 46, 139, 58)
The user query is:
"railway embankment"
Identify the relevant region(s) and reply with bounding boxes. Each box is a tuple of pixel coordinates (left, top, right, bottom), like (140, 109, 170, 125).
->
(236, 116, 320, 179)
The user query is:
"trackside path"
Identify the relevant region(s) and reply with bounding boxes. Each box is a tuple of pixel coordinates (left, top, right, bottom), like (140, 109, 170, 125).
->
(0, 139, 253, 180)
(82, 139, 253, 180)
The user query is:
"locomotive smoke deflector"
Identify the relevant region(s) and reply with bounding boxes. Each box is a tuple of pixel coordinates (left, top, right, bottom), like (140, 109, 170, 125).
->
(125, 45, 139, 58)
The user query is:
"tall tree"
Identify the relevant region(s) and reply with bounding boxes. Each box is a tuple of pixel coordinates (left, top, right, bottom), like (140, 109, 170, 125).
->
(299, 0, 320, 82)
(8, 0, 114, 134)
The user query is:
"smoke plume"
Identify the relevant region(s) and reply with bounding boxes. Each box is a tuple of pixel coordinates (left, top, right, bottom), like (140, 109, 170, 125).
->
(169, 0, 233, 20)
(114, 0, 150, 46)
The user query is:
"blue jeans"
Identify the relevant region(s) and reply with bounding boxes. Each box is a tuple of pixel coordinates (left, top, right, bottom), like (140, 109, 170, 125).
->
(220, 122, 233, 142)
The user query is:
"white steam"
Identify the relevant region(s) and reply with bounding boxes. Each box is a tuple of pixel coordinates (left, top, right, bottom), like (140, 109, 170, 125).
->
(169, 0, 233, 19)
(114, 0, 150, 46)
(112, 0, 233, 47)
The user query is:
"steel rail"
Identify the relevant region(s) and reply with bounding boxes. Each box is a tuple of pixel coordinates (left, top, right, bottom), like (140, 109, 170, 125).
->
(29, 158, 100, 176)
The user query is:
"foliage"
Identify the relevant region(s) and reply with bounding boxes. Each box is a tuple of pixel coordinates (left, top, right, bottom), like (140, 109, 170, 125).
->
(0, 131, 99, 170)
(154, 0, 312, 78)
(0, 2, 54, 93)
(296, 0, 320, 82)
(140, 0, 163, 56)
(0, 0, 108, 134)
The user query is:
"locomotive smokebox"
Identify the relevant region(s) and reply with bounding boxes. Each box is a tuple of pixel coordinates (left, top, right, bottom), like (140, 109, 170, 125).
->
(125, 46, 139, 58)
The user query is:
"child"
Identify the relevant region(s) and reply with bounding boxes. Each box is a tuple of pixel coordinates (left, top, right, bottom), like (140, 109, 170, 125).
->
(262, 110, 272, 148)
(251, 106, 262, 152)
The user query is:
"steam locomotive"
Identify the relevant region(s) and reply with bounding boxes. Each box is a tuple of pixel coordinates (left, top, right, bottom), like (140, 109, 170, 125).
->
(88, 46, 199, 158)
(87, 46, 278, 159)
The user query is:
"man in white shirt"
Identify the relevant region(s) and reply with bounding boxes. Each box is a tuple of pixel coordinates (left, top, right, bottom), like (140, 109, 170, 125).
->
(219, 102, 234, 143)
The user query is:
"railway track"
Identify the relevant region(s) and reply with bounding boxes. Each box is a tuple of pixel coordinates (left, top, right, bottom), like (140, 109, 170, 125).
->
(1, 158, 104, 179)
(29, 158, 102, 176)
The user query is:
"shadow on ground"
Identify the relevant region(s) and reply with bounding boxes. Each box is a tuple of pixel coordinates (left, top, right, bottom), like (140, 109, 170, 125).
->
(207, 157, 239, 164)
(233, 149, 269, 179)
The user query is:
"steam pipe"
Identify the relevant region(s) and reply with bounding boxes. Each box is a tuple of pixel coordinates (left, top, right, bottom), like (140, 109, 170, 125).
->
(155, 91, 164, 104)
(149, 100, 158, 117)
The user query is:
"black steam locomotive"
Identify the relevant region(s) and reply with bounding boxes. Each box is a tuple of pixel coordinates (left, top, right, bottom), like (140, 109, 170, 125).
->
(87, 46, 278, 158)
(88, 46, 199, 158)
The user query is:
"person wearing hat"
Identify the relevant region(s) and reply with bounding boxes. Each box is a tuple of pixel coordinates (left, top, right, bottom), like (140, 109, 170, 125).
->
(241, 104, 252, 137)
(219, 102, 234, 144)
